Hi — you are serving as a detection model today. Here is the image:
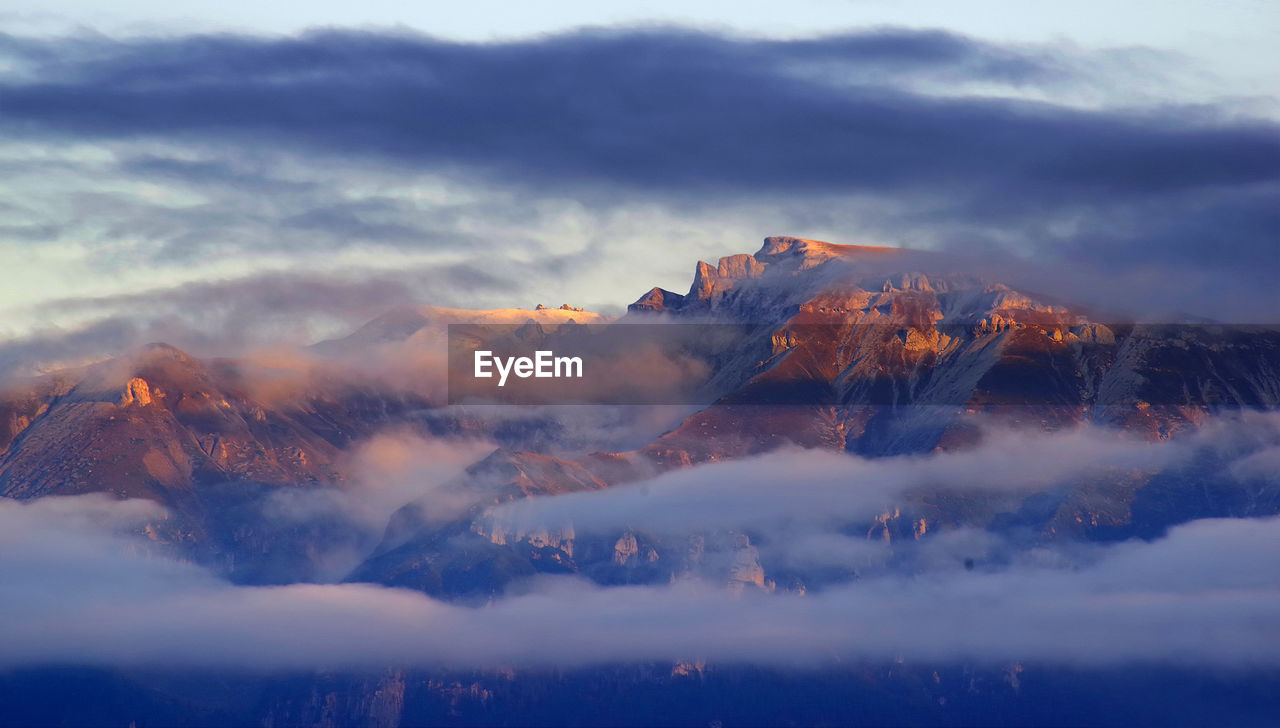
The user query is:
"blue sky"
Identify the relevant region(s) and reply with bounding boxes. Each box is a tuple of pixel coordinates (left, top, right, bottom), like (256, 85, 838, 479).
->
(0, 1, 1276, 373)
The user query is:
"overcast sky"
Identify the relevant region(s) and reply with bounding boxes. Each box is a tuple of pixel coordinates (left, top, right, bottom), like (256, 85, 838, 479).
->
(0, 0, 1276, 371)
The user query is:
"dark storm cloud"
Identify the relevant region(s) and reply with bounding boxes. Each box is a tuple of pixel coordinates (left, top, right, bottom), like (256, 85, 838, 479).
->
(2, 27, 1272, 198)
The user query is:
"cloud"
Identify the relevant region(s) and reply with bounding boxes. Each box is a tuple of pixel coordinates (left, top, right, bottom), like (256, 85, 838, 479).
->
(214, 431, 501, 581)
(0, 263, 518, 379)
(0, 23, 1274, 378)
(487, 424, 1187, 536)
(0, 316, 139, 380)
(0, 493, 1277, 670)
(2, 28, 1271, 199)
(467, 414, 1280, 594)
(334, 431, 500, 528)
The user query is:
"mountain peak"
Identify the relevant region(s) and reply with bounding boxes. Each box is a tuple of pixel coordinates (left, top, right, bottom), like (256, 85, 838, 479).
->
(134, 341, 199, 364)
(629, 236, 911, 316)
(628, 287, 686, 314)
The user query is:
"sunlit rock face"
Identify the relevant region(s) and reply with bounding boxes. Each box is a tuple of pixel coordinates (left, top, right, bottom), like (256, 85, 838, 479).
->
(727, 533, 766, 590)
(609, 531, 659, 567)
(119, 377, 152, 407)
(613, 532, 639, 565)
(474, 519, 577, 559)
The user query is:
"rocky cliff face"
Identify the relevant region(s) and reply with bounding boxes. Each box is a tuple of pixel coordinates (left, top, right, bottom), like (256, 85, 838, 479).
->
(0, 344, 347, 501)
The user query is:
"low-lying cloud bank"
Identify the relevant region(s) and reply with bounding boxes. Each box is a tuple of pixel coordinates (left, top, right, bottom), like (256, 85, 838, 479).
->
(491, 424, 1187, 536)
(2, 486, 1277, 671)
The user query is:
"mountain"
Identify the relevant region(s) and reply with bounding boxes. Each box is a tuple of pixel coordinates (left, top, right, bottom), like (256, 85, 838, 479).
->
(0, 302, 616, 500)
(0, 304, 619, 579)
(0, 342, 446, 579)
(0, 343, 344, 502)
(350, 236, 1280, 596)
(624, 237, 1277, 452)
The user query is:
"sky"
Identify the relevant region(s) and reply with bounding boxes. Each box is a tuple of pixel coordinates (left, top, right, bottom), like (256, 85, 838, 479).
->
(0, 0, 1276, 373)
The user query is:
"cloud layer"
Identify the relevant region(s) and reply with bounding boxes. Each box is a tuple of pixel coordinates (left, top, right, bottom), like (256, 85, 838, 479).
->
(0, 493, 1277, 670)
(3, 28, 1271, 199)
